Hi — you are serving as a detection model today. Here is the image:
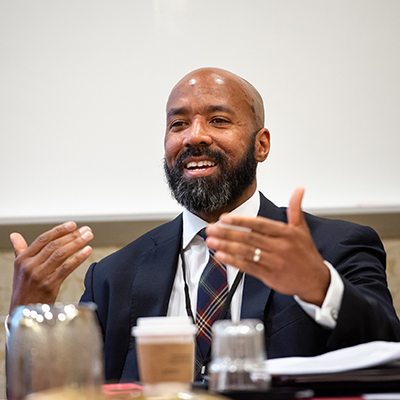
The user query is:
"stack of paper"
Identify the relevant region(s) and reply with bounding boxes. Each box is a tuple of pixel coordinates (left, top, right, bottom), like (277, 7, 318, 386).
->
(266, 341, 400, 375)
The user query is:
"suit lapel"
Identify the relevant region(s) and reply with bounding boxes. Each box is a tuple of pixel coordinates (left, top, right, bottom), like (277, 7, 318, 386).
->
(241, 193, 286, 320)
(131, 215, 183, 319)
(121, 215, 183, 381)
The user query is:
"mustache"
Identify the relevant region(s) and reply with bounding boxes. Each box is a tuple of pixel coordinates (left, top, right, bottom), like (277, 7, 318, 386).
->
(174, 147, 227, 170)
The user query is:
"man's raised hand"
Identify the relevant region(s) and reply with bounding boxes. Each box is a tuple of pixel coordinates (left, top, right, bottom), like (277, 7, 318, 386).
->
(205, 188, 330, 306)
(9, 221, 93, 314)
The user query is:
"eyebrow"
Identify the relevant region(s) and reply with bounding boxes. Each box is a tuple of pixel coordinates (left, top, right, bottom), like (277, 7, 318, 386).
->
(204, 105, 235, 114)
(167, 105, 234, 118)
(167, 107, 190, 118)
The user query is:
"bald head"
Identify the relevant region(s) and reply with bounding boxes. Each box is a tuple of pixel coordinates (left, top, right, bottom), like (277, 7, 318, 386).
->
(164, 67, 270, 220)
(167, 67, 265, 131)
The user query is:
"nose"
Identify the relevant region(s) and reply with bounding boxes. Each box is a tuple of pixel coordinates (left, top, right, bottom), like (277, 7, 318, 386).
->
(183, 118, 212, 147)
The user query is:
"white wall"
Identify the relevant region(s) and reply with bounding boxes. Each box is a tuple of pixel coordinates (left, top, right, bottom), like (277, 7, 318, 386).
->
(1, 0, 400, 222)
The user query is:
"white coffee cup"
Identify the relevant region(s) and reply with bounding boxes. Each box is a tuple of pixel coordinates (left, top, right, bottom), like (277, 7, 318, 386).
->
(132, 316, 197, 395)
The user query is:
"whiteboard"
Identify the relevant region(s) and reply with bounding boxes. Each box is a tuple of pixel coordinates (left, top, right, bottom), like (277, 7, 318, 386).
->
(1, 0, 400, 222)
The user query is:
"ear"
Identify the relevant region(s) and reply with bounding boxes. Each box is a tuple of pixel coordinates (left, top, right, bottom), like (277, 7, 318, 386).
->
(255, 128, 270, 162)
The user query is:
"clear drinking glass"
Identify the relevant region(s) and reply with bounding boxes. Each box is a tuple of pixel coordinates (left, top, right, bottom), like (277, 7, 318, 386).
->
(7, 302, 104, 400)
(208, 319, 270, 393)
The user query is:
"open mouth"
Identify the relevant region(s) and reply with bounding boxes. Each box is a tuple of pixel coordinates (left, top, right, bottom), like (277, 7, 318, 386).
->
(183, 159, 217, 177)
(186, 160, 216, 171)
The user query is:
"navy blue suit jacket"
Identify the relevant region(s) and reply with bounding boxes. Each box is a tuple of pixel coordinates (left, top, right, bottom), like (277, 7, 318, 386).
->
(80, 193, 400, 382)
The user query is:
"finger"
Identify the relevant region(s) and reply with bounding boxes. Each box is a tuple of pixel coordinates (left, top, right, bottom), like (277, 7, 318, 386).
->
(37, 226, 94, 272)
(206, 223, 252, 244)
(214, 214, 287, 237)
(287, 187, 305, 227)
(206, 226, 278, 255)
(207, 235, 256, 262)
(23, 221, 78, 257)
(10, 233, 28, 257)
(213, 249, 272, 279)
(209, 234, 284, 269)
(53, 245, 93, 282)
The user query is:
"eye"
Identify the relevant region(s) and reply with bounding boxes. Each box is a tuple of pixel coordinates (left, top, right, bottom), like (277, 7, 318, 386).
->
(169, 120, 187, 130)
(211, 117, 230, 124)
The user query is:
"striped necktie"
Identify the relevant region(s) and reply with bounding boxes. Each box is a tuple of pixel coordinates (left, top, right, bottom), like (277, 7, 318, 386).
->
(195, 228, 229, 379)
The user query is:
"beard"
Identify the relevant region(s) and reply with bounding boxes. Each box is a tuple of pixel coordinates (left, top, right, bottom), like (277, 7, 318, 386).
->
(164, 135, 258, 214)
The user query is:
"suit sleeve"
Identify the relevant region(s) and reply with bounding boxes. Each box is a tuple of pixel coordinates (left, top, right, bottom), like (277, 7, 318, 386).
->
(80, 262, 96, 304)
(326, 224, 400, 348)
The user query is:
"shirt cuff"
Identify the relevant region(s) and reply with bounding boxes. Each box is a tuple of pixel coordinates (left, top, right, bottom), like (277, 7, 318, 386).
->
(294, 261, 344, 329)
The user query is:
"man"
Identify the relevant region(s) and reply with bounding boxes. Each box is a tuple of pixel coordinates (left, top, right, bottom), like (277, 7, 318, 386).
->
(9, 68, 400, 383)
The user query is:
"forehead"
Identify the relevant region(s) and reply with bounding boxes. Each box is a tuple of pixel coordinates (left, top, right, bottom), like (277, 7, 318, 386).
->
(166, 72, 254, 117)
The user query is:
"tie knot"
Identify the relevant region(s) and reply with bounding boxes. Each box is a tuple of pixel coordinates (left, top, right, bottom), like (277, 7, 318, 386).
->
(198, 227, 207, 240)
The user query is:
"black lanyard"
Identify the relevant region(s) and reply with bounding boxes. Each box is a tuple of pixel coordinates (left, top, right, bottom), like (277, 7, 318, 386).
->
(179, 241, 244, 375)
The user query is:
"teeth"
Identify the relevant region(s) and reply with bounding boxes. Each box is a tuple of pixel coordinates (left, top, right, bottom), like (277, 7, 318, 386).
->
(186, 160, 215, 169)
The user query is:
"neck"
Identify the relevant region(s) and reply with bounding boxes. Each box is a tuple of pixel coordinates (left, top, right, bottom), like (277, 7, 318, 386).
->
(193, 183, 257, 223)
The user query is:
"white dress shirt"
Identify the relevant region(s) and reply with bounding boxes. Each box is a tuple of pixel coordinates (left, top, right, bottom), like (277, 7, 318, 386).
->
(167, 190, 344, 329)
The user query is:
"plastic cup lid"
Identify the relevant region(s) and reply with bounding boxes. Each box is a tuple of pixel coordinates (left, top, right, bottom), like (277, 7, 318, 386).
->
(131, 316, 197, 337)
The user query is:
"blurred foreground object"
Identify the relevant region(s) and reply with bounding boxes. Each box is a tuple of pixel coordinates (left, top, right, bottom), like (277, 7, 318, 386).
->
(26, 385, 228, 400)
(209, 319, 270, 393)
(7, 303, 104, 400)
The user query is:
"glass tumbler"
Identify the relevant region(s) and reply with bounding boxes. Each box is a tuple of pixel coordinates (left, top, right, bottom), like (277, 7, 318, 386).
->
(7, 303, 104, 400)
(208, 319, 270, 393)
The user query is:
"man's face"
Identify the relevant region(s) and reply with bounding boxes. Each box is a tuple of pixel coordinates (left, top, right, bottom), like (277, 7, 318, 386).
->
(163, 69, 260, 214)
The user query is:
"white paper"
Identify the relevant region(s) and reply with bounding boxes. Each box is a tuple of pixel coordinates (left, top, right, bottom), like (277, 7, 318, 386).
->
(266, 341, 400, 375)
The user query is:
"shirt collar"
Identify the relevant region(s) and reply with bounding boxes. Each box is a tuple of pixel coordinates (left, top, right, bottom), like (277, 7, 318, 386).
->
(182, 190, 261, 249)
